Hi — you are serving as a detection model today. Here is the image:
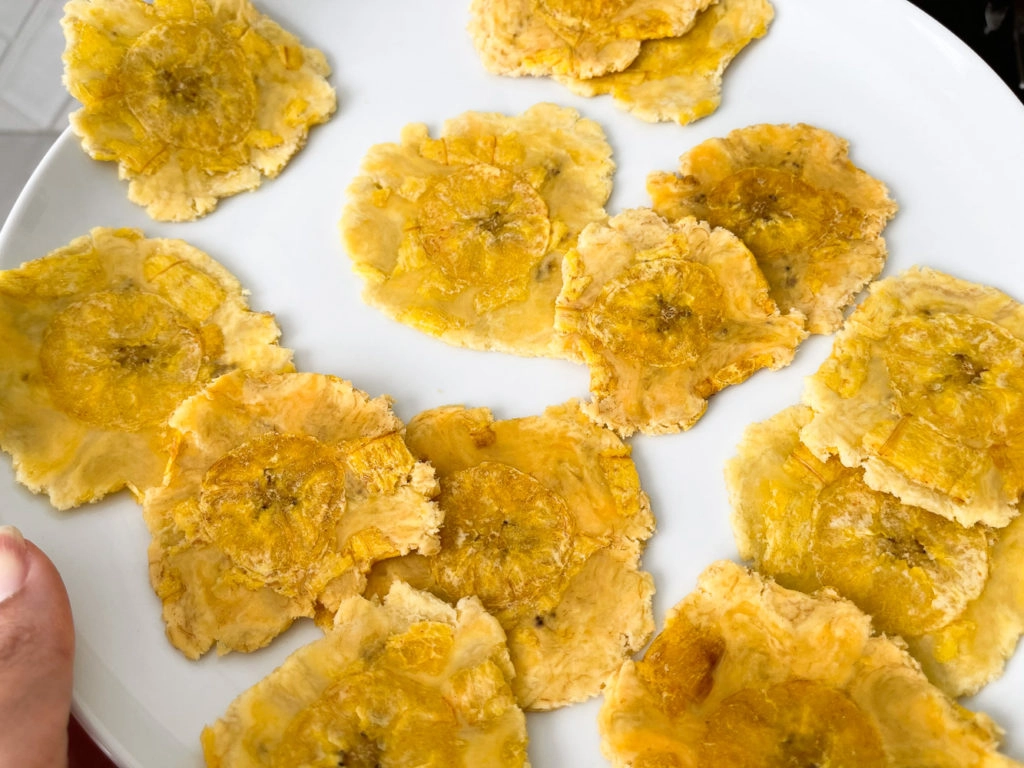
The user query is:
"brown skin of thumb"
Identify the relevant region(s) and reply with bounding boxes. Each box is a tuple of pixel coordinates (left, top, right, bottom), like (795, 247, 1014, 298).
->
(0, 541, 75, 768)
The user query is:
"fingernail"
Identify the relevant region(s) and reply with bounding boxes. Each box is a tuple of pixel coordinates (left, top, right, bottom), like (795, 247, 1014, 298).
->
(0, 525, 29, 603)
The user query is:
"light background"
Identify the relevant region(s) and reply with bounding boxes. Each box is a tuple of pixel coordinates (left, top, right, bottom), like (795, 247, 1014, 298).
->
(1, 2, 1023, 766)
(0, 0, 75, 221)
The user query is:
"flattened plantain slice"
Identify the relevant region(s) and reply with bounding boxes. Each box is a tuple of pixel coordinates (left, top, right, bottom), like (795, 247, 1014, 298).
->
(365, 400, 655, 710)
(556, 208, 806, 436)
(726, 405, 839, 594)
(648, 123, 897, 333)
(142, 370, 441, 659)
(727, 406, 990, 637)
(701, 680, 888, 767)
(801, 267, 1024, 528)
(202, 582, 529, 768)
(341, 103, 613, 357)
(598, 561, 1022, 768)
(0, 227, 292, 510)
(468, 0, 716, 79)
(559, 0, 774, 125)
(811, 472, 988, 637)
(727, 405, 1024, 696)
(905, 510, 1024, 697)
(62, 0, 336, 221)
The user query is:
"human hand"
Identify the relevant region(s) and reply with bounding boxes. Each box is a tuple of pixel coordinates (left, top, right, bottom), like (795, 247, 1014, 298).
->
(0, 525, 75, 768)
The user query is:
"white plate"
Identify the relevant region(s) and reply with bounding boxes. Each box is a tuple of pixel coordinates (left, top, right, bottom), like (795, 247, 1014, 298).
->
(2, 1, 1023, 765)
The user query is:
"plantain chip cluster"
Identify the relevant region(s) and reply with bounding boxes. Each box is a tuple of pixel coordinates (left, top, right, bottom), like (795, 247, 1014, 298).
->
(61, 0, 337, 221)
(0, 227, 292, 510)
(341, 103, 613, 357)
(142, 369, 441, 659)
(559, 0, 775, 124)
(468, 0, 714, 78)
(344, 119, 901, 436)
(202, 582, 529, 768)
(598, 561, 1021, 768)
(727, 405, 1024, 698)
(469, 0, 773, 125)
(365, 400, 655, 710)
(649, 122, 898, 333)
(16, 2, 1023, 760)
(724, 267, 1024, 703)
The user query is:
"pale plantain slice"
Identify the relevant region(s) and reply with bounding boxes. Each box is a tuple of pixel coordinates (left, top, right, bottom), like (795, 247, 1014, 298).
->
(202, 582, 530, 768)
(648, 123, 897, 333)
(726, 404, 841, 594)
(142, 370, 441, 659)
(556, 208, 806, 436)
(598, 561, 1022, 768)
(700, 679, 888, 767)
(905, 510, 1024, 697)
(468, 0, 716, 79)
(811, 471, 988, 637)
(559, 0, 774, 125)
(727, 405, 1024, 696)
(62, 0, 336, 221)
(0, 226, 292, 510)
(801, 267, 1024, 528)
(365, 400, 655, 710)
(341, 103, 613, 357)
(727, 405, 990, 637)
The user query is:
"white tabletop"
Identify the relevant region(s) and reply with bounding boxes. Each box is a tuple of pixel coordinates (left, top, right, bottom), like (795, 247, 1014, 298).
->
(0, 0, 72, 228)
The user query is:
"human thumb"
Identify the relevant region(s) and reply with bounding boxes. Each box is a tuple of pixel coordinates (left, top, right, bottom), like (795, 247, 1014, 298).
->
(0, 525, 74, 768)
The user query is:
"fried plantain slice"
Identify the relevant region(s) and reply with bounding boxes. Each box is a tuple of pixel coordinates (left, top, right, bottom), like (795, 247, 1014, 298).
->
(726, 405, 839, 594)
(468, 0, 716, 79)
(727, 405, 990, 636)
(62, 0, 336, 221)
(598, 561, 1022, 768)
(559, 0, 774, 125)
(905, 510, 1024, 697)
(811, 472, 989, 637)
(727, 405, 1024, 696)
(0, 227, 292, 510)
(202, 582, 529, 768)
(142, 370, 441, 659)
(341, 103, 613, 357)
(700, 679, 888, 767)
(365, 400, 655, 710)
(556, 208, 806, 436)
(801, 267, 1024, 528)
(648, 123, 897, 333)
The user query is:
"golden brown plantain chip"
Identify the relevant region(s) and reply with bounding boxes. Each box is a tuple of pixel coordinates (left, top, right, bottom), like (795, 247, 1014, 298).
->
(142, 369, 441, 659)
(598, 561, 1022, 768)
(801, 267, 1024, 528)
(648, 123, 897, 333)
(341, 103, 613, 357)
(727, 405, 1024, 696)
(365, 400, 655, 710)
(202, 582, 529, 768)
(468, 0, 716, 79)
(62, 0, 336, 221)
(0, 226, 292, 510)
(559, 0, 774, 125)
(906, 512, 1024, 697)
(555, 208, 806, 436)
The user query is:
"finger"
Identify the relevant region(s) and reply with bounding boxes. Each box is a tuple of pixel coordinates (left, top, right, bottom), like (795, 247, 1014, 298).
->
(0, 526, 74, 768)
(0, 524, 28, 602)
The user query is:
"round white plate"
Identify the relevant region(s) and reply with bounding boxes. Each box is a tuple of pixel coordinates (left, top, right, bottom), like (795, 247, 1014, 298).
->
(2, 1, 1023, 765)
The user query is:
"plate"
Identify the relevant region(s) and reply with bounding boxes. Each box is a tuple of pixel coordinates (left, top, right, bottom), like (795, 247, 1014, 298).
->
(2, 1, 1024, 766)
